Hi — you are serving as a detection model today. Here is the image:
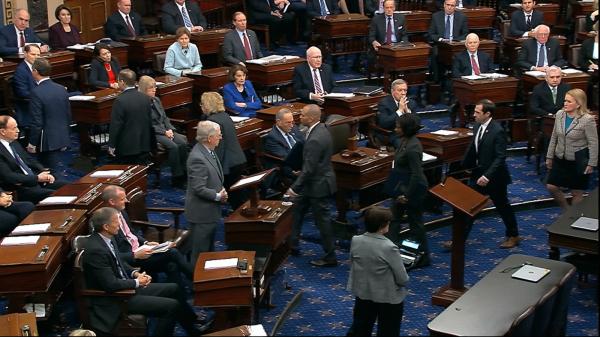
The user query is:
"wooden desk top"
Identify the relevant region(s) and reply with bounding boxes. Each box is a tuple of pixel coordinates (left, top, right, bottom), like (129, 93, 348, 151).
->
(331, 147, 393, 190)
(547, 188, 598, 255)
(456, 6, 495, 30)
(313, 14, 370, 38)
(76, 164, 149, 193)
(187, 66, 229, 92)
(0, 60, 18, 75)
(402, 10, 432, 33)
(246, 57, 305, 87)
(121, 34, 176, 64)
(417, 128, 472, 163)
(427, 254, 576, 336)
(322, 92, 385, 117)
(256, 102, 306, 123)
(13, 209, 88, 244)
(190, 28, 231, 55)
(37, 183, 104, 210)
(194, 250, 256, 283)
(0, 312, 38, 336)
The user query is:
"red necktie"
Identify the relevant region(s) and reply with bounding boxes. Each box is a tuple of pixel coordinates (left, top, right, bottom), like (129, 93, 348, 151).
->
(242, 32, 252, 60)
(125, 15, 136, 37)
(470, 54, 481, 75)
(385, 17, 392, 44)
(19, 31, 25, 48)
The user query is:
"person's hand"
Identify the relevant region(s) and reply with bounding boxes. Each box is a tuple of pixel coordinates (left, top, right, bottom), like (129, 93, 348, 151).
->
(109, 82, 119, 89)
(372, 40, 381, 51)
(191, 26, 204, 32)
(589, 63, 598, 71)
(37, 171, 55, 184)
(396, 195, 408, 204)
(271, 10, 283, 18)
(584, 165, 594, 174)
(235, 102, 247, 108)
(286, 188, 298, 197)
(546, 158, 553, 169)
(0, 192, 12, 208)
(476, 175, 489, 187)
(292, 170, 300, 176)
(146, 241, 159, 246)
(219, 188, 228, 203)
(136, 271, 152, 287)
(398, 96, 408, 112)
(40, 45, 49, 53)
(165, 129, 174, 139)
(310, 92, 325, 103)
(26, 144, 36, 153)
(134, 248, 152, 260)
(108, 147, 116, 156)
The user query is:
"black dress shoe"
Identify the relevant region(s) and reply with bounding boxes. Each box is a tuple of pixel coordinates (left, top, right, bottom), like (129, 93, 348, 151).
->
(191, 320, 213, 335)
(310, 259, 338, 267)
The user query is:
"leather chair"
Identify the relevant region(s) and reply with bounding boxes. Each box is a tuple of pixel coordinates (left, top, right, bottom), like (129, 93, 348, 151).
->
(152, 51, 167, 76)
(78, 64, 92, 93)
(568, 44, 582, 69)
(506, 305, 536, 336)
(325, 114, 351, 154)
(72, 235, 147, 336)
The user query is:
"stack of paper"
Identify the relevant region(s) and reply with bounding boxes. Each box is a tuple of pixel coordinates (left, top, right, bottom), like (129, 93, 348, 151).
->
(1, 235, 40, 246)
(90, 170, 124, 178)
(39, 196, 78, 205)
(324, 93, 355, 98)
(461, 75, 485, 80)
(480, 73, 508, 79)
(562, 68, 583, 74)
(69, 95, 96, 101)
(231, 116, 250, 123)
(422, 153, 438, 162)
(204, 258, 238, 269)
(10, 223, 51, 235)
(431, 130, 459, 136)
(524, 70, 546, 77)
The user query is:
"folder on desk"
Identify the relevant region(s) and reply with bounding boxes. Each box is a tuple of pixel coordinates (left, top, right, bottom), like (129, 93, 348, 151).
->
(570, 216, 598, 231)
(511, 265, 550, 283)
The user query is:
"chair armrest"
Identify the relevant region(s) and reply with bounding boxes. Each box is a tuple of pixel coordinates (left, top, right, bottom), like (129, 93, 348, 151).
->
(81, 289, 136, 297)
(130, 220, 171, 231)
(146, 206, 184, 214)
(168, 118, 187, 124)
(261, 152, 285, 162)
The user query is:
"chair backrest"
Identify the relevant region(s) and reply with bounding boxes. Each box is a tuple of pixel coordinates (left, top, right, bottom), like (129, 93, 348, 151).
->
(501, 19, 511, 38)
(531, 285, 559, 335)
(574, 15, 588, 35)
(152, 51, 167, 75)
(73, 234, 91, 253)
(79, 64, 92, 93)
(507, 305, 536, 336)
(125, 187, 149, 223)
(568, 44, 582, 69)
(270, 291, 303, 336)
(325, 114, 351, 154)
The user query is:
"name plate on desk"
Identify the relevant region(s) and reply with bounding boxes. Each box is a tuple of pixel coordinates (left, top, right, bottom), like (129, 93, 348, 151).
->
(77, 165, 149, 193)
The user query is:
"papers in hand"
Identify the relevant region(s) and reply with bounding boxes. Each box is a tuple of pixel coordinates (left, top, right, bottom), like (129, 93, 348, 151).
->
(245, 55, 299, 64)
(524, 70, 546, 77)
(134, 241, 172, 254)
(324, 93, 355, 98)
(39, 196, 77, 205)
(69, 95, 96, 101)
(431, 130, 459, 136)
(204, 257, 238, 270)
(10, 223, 51, 235)
(1, 235, 40, 246)
(90, 170, 124, 178)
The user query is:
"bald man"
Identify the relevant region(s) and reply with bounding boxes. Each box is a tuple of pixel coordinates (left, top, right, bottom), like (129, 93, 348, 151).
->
(452, 33, 493, 77)
(292, 46, 337, 104)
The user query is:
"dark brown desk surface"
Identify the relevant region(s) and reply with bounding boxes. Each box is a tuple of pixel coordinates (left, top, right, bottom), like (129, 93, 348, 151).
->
(322, 92, 386, 118)
(3, 50, 75, 79)
(417, 128, 472, 163)
(256, 103, 306, 124)
(0, 312, 38, 336)
(402, 10, 432, 34)
(36, 183, 104, 211)
(245, 57, 305, 87)
(547, 188, 598, 256)
(457, 6, 495, 31)
(13, 209, 88, 245)
(427, 254, 576, 336)
(76, 164, 149, 193)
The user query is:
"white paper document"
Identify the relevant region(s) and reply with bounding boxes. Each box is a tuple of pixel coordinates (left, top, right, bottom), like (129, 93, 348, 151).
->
(69, 95, 96, 101)
(461, 75, 485, 80)
(561, 68, 583, 74)
(23, 303, 46, 318)
(480, 73, 508, 79)
(431, 130, 459, 136)
(249, 324, 268, 336)
(422, 152, 437, 162)
(524, 70, 546, 77)
(90, 170, 124, 178)
(155, 81, 165, 86)
(324, 93, 355, 98)
(246, 55, 299, 64)
(204, 257, 238, 270)
(134, 241, 172, 254)
(1, 235, 40, 246)
(570, 216, 598, 231)
(231, 116, 250, 123)
(231, 172, 269, 189)
(39, 196, 78, 205)
(10, 223, 51, 235)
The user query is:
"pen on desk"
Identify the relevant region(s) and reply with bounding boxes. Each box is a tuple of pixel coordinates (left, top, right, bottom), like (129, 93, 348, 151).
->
(59, 215, 73, 228)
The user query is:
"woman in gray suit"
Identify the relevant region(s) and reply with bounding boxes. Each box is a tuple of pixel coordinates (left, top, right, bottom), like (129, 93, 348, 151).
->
(347, 206, 409, 336)
(546, 88, 598, 210)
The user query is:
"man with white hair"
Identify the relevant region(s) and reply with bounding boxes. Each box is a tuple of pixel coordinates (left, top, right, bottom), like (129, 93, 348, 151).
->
(452, 33, 493, 77)
(529, 66, 571, 117)
(516, 24, 567, 72)
(292, 46, 337, 104)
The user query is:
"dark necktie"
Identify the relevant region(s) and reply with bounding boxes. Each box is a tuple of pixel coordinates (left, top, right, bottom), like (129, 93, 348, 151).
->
(444, 15, 451, 39)
(526, 14, 532, 30)
(537, 44, 546, 67)
(125, 15, 136, 37)
(19, 31, 25, 48)
(385, 17, 393, 45)
(313, 69, 323, 94)
(109, 240, 128, 279)
(319, 0, 329, 16)
(10, 143, 33, 175)
(242, 32, 252, 60)
(471, 53, 481, 75)
(475, 126, 484, 153)
(181, 6, 193, 28)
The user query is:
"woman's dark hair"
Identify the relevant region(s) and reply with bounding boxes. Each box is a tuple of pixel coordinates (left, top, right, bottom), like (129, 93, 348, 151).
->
(228, 64, 248, 82)
(54, 4, 72, 21)
(364, 206, 392, 233)
(396, 113, 421, 138)
(93, 43, 111, 58)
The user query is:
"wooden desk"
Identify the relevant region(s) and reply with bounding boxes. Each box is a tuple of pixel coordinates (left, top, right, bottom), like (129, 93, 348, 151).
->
(452, 77, 518, 126)
(37, 183, 104, 211)
(3, 51, 75, 79)
(0, 312, 38, 336)
(402, 10, 432, 36)
(572, 0, 596, 16)
(187, 66, 229, 93)
(121, 34, 176, 65)
(457, 6, 495, 32)
(323, 92, 385, 117)
(73, 45, 129, 67)
(428, 254, 576, 335)
(508, 3, 560, 26)
(522, 71, 591, 94)
(155, 75, 194, 110)
(377, 42, 431, 90)
(438, 39, 497, 67)
(503, 35, 567, 68)
(235, 118, 267, 151)
(76, 164, 149, 193)
(256, 103, 306, 124)
(332, 147, 393, 223)
(13, 209, 88, 245)
(0, 60, 17, 76)
(246, 57, 305, 87)
(417, 128, 472, 164)
(313, 14, 370, 57)
(547, 188, 598, 258)
(0, 61, 17, 113)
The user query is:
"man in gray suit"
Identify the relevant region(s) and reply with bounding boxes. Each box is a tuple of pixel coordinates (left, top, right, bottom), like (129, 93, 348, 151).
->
(222, 12, 263, 66)
(286, 104, 337, 267)
(184, 121, 227, 266)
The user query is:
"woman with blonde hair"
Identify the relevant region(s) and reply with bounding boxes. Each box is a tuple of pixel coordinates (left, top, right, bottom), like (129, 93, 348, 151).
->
(546, 88, 598, 210)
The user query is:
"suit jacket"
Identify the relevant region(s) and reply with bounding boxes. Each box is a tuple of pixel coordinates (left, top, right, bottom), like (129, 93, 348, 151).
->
(376, 95, 418, 131)
(516, 37, 567, 70)
(579, 38, 597, 70)
(48, 22, 81, 50)
(104, 11, 147, 41)
(184, 143, 224, 224)
(306, 0, 341, 18)
(509, 9, 544, 37)
(222, 29, 263, 65)
(529, 82, 571, 116)
(428, 10, 469, 43)
(82, 232, 137, 334)
(0, 141, 45, 188)
(368, 13, 408, 45)
(393, 135, 428, 201)
(150, 97, 176, 135)
(263, 125, 305, 159)
(28, 79, 71, 152)
(291, 123, 336, 197)
(112, 210, 146, 265)
(89, 58, 121, 89)
(452, 50, 494, 77)
(547, 110, 598, 165)
(161, 0, 207, 34)
(108, 88, 155, 157)
(207, 111, 247, 174)
(222, 81, 262, 117)
(292, 62, 336, 102)
(347, 232, 409, 304)
(12, 61, 36, 126)
(0, 24, 45, 56)
(461, 120, 512, 186)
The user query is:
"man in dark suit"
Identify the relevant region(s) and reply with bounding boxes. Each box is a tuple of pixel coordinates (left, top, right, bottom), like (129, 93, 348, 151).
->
(369, 0, 408, 53)
(104, 0, 147, 41)
(82, 207, 207, 336)
(247, 0, 296, 47)
(184, 121, 227, 266)
(293, 46, 337, 104)
(529, 66, 571, 117)
(222, 12, 263, 66)
(449, 99, 520, 249)
(287, 104, 337, 267)
(452, 33, 494, 77)
(0, 116, 66, 204)
(364, 0, 383, 17)
(11, 44, 40, 140)
(509, 0, 544, 38)
(161, 0, 207, 34)
(26, 58, 71, 172)
(306, 0, 341, 18)
(375, 79, 418, 148)
(516, 24, 567, 72)
(108, 69, 155, 164)
(0, 187, 34, 236)
(0, 8, 48, 56)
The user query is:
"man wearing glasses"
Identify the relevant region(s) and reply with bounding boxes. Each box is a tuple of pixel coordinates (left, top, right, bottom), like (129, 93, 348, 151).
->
(516, 24, 567, 72)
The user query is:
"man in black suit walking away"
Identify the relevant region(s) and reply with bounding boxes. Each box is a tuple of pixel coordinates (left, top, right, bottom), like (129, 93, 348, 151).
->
(287, 104, 338, 267)
(444, 99, 520, 249)
(104, 0, 147, 41)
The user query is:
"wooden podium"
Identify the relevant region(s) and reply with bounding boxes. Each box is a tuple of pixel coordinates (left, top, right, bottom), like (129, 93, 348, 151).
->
(312, 14, 370, 58)
(121, 34, 176, 66)
(452, 77, 518, 127)
(377, 42, 431, 90)
(429, 177, 489, 307)
(0, 313, 38, 336)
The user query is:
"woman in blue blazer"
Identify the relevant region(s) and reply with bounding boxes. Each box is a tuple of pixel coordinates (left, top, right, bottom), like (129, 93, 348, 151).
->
(222, 64, 262, 117)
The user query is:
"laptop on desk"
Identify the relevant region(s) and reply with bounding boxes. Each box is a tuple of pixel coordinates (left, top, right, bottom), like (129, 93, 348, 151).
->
(570, 216, 599, 232)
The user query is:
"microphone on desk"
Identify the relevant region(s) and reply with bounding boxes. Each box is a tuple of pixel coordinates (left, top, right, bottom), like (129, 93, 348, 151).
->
(59, 215, 73, 229)
(36, 245, 49, 261)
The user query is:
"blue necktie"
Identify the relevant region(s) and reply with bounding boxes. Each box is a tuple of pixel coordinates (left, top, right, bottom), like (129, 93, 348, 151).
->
(181, 6, 193, 28)
(286, 133, 296, 148)
(444, 15, 451, 39)
(537, 44, 546, 67)
(319, 0, 329, 16)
